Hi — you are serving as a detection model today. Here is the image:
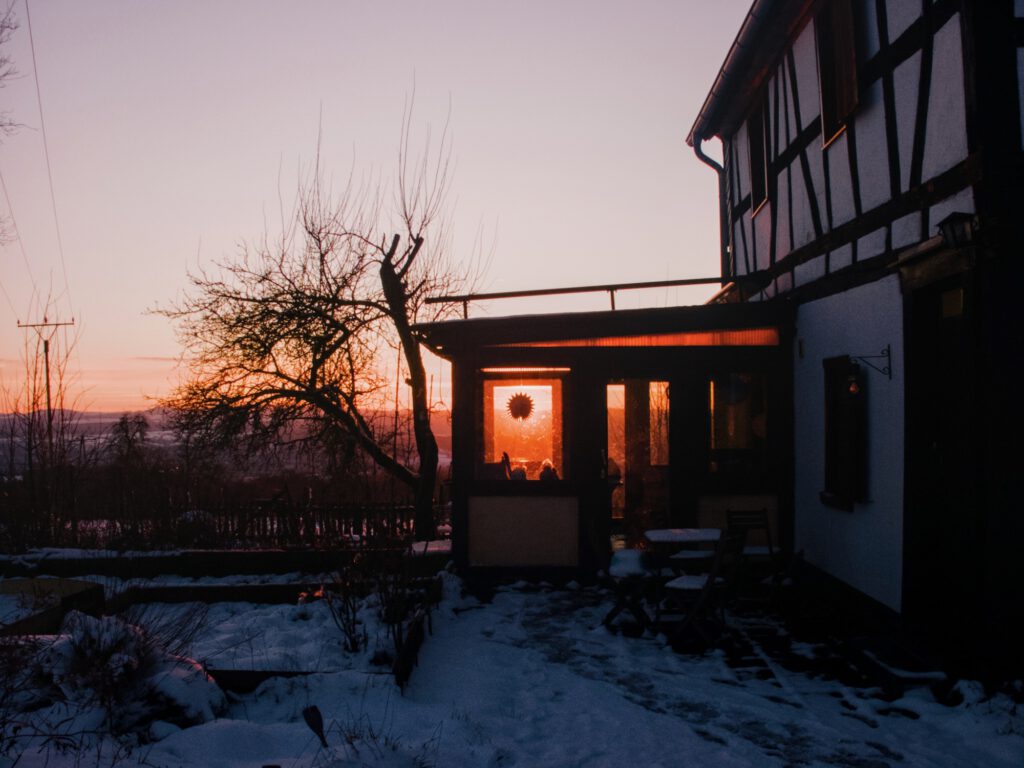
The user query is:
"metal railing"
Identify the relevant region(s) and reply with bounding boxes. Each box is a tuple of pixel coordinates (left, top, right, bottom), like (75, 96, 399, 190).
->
(425, 276, 724, 317)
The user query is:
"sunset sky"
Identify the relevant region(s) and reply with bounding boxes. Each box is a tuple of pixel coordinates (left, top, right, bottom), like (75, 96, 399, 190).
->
(0, 0, 751, 413)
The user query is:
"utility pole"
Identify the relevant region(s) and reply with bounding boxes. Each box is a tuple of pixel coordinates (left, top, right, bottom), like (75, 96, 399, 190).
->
(17, 317, 75, 466)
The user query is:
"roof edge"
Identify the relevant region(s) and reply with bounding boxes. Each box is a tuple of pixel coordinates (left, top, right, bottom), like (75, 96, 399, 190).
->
(686, 0, 816, 146)
(686, 0, 770, 147)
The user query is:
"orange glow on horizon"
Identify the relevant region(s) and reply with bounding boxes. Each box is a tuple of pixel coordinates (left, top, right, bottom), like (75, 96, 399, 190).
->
(0, 358, 181, 414)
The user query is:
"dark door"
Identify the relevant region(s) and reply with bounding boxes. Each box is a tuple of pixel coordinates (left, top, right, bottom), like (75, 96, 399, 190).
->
(903, 276, 979, 629)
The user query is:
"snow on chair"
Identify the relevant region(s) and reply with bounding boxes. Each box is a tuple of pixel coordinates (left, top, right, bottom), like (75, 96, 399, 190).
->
(658, 532, 746, 651)
(602, 548, 658, 634)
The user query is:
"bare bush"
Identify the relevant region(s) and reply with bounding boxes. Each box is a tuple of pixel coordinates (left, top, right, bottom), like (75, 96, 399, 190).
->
(319, 562, 369, 654)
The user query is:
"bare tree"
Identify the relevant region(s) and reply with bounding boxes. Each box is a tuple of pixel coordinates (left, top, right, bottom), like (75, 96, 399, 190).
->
(1, 302, 86, 545)
(160, 112, 475, 540)
(1, 2, 20, 244)
(0, 3, 17, 138)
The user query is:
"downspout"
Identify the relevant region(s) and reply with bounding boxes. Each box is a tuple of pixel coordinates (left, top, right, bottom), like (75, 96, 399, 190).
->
(692, 136, 732, 284)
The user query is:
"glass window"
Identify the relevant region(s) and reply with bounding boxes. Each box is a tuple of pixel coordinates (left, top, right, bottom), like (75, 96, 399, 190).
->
(649, 381, 670, 467)
(816, 0, 859, 145)
(480, 375, 564, 480)
(748, 98, 769, 212)
(607, 380, 670, 527)
(709, 373, 767, 474)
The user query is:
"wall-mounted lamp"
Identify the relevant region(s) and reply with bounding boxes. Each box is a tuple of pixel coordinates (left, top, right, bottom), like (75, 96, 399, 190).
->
(847, 364, 862, 396)
(936, 211, 979, 249)
(851, 344, 892, 380)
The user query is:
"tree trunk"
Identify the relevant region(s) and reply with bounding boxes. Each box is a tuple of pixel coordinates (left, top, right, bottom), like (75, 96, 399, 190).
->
(380, 239, 438, 541)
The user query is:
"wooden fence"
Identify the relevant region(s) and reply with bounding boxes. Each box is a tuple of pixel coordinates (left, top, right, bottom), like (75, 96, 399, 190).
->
(1, 501, 448, 551)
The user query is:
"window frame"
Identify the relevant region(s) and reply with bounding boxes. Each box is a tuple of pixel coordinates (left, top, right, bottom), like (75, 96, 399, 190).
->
(707, 371, 769, 477)
(476, 369, 569, 483)
(747, 97, 770, 215)
(816, 0, 859, 148)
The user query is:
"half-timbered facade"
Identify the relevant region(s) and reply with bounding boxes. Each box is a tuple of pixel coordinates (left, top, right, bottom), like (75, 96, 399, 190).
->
(688, 0, 1023, 668)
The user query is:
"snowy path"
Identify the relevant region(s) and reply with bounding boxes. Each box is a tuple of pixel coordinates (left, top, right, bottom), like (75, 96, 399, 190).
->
(127, 580, 1023, 768)
(12, 578, 1022, 767)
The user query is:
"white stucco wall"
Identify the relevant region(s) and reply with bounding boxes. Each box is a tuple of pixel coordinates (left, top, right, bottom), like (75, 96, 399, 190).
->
(794, 274, 905, 611)
(894, 50, 921, 193)
(826, 131, 856, 228)
(886, 0, 920, 44)
(854, 79, 891, 212)
(922, 15, 968, 183)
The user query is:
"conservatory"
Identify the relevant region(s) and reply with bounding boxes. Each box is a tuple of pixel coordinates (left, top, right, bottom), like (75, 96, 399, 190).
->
(416, 302, 793, 575)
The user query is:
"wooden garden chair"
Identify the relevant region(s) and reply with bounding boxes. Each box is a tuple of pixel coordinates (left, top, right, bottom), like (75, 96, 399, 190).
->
(658, 532, 746, 650)
(726, 508, 782, 599)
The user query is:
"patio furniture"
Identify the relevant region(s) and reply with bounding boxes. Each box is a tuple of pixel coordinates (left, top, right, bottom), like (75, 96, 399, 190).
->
(726, 508, 774, 559)
(644, 527, 722, 547)
(603, 549, 658, 633)
(726, 508, 782, 599)
(644, 527, 721, 574)
(657, 532, 746, 651)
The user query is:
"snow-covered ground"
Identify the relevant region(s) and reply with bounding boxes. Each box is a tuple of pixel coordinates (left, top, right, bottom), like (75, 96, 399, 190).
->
(0, 592, 40, 626)
(6, 574, 1024, 767)
(0, 586, 60, 626)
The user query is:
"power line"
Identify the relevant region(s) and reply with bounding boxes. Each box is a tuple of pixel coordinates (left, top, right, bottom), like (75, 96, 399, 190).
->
(0, 164, 39, 300)
(0, 275, 19, 318)
(24, 0, 72, 313)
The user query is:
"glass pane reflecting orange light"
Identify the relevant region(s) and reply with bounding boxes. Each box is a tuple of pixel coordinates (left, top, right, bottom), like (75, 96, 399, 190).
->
(492, 328, 779, 348)
(606, 380, 671, 528)
(482, 378, 563, 480)
(649, 381, 670, 466)
(708, 373, 768, 474)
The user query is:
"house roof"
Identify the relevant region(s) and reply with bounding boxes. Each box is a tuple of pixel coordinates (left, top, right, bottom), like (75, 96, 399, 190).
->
(414, 302, 792, 359)
(686, 0, 815, 146)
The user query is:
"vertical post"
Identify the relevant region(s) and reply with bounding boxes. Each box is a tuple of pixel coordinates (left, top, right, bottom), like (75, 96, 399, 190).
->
(44, 337, 53, 466)
(16, 318, 75, 532)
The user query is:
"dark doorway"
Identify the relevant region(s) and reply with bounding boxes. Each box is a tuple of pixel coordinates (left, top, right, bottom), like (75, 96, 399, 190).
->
(903, 275, 979, 630)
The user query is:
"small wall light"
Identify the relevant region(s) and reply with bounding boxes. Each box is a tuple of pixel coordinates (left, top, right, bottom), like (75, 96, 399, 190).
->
(937, 211, 978, 249)
(847, 366, 862, 396)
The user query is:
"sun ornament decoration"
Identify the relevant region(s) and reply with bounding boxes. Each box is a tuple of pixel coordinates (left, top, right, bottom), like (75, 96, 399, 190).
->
(506, 392, 534, 421)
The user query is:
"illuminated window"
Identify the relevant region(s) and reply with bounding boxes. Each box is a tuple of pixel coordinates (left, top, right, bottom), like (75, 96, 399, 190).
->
(709, 373, 767, 474)
(480, 373, 564, 481)
(607, 380, 670, 524)
(645, 382, 667, 465)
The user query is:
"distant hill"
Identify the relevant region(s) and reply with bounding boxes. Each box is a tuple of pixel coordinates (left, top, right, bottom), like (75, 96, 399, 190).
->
(0, 406, 452, 465)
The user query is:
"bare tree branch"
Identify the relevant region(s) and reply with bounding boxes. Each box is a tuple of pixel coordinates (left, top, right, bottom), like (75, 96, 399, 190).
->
(159, 111, 483, 538)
